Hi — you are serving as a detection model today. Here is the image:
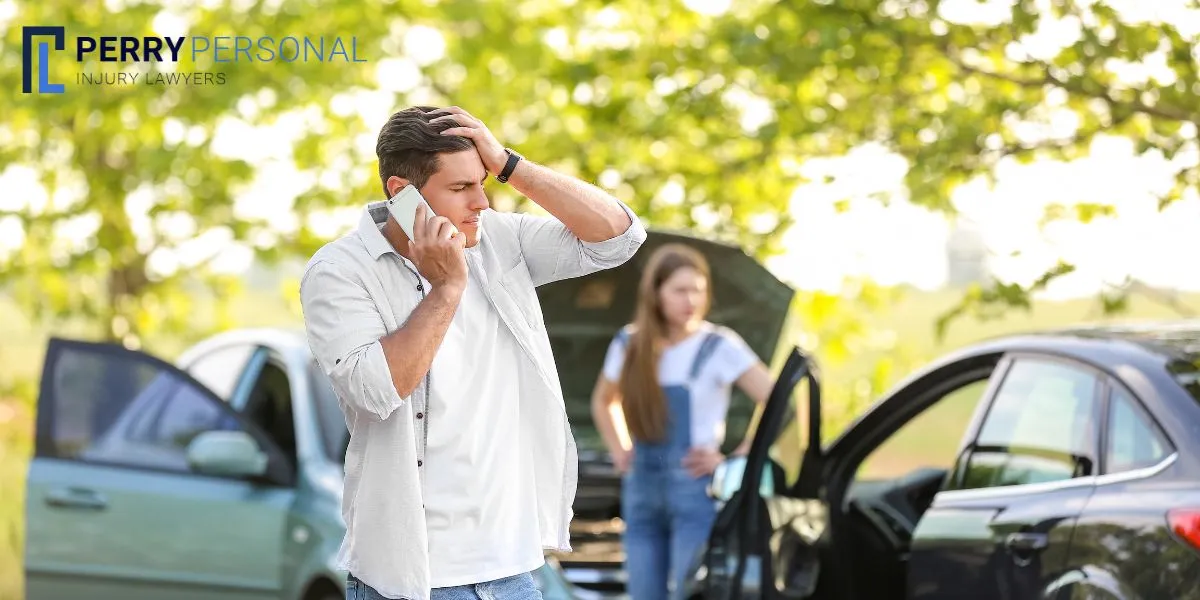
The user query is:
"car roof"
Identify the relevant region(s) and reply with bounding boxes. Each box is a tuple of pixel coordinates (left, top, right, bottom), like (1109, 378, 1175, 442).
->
(1008, 319, 1200, 363)
(893, 319, 1200, 386)
(1065, 320, 1200, 356)
(175, 327, 312, 367)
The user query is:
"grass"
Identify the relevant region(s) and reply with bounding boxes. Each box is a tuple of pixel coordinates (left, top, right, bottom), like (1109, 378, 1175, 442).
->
(0, 286, 1197, 599)
(0, 401, 30, 600)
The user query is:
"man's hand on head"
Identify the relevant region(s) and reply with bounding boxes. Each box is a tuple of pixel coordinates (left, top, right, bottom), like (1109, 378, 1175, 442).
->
(425, 104, 637, 245)
(427, 107, 508, 176)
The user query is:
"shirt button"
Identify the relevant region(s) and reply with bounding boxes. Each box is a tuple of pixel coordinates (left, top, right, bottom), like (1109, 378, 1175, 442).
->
(416, 283, 424, 292)
(417, 460, 423, 467)
(416, 412, 424, 419)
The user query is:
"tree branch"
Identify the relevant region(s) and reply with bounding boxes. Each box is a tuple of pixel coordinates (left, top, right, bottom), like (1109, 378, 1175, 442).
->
(822, 1, 1200, 130)
(1122, 279, 1199, 318)
(945, 51, 1200, 125)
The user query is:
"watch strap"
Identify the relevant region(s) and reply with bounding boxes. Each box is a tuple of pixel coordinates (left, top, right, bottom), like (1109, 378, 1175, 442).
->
(497, 149, 521, 183)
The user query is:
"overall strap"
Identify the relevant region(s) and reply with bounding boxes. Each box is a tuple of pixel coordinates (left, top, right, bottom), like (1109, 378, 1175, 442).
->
(688, 330, 725, 381)
(612, 326, 725, 380)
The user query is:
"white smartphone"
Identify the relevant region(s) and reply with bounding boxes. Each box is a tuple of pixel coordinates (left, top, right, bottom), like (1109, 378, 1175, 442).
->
(386, 184, 435, 240)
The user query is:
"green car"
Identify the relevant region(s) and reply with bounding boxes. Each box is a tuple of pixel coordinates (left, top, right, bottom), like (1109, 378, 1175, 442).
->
(23, 328, 579, 600)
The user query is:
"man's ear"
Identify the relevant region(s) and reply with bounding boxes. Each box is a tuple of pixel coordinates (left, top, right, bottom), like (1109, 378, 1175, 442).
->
(385, 175, 411, 198)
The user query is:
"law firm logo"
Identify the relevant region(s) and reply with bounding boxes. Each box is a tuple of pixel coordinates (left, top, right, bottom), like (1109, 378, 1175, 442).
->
(22, 26, 66, 94)
(17, 25, 367, 94)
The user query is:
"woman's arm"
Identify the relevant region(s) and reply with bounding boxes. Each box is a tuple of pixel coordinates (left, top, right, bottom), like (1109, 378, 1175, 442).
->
(737, 362, 774, 405)
(730, 362, 774, 455)
(590, 375, 633, 472)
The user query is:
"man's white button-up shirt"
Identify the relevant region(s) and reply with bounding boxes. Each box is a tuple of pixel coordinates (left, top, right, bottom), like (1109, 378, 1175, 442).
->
(299, 200, 646, 600)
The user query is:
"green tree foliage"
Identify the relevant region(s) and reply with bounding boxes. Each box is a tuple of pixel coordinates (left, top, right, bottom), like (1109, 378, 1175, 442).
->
(1, 0, 1196, 347)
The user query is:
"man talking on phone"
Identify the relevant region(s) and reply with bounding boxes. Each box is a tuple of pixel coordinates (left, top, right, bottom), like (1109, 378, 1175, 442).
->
(299, 105, 646, 600)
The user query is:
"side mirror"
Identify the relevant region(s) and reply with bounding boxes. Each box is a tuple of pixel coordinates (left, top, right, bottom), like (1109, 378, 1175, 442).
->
(186, 430, 268, 478)
(709, 455, 776, 503)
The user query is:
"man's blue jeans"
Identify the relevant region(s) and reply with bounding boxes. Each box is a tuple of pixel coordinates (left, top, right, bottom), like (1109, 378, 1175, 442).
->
(346, 571, 543, 600)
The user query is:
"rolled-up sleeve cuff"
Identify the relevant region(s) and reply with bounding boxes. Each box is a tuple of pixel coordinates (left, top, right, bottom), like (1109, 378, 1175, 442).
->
(329, 340, 408, 421)
(581, 201, 647, 262)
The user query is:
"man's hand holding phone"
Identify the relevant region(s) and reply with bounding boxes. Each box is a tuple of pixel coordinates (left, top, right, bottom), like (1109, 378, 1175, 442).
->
(409, 203, 468, 295)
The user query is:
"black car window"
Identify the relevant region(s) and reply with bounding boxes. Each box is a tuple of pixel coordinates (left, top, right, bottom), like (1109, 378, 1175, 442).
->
(956, 358, 1100, 490)
(769, 383, 805, 486)
(1105, 386, 1169, 473)
(43, 343, 243, 473)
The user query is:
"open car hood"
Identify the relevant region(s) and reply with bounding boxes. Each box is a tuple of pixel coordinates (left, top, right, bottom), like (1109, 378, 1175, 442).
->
(536, 229, 796, 453)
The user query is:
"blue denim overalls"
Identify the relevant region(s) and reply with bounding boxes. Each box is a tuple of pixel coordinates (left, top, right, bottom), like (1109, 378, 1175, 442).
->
(617, 329, 726, 600)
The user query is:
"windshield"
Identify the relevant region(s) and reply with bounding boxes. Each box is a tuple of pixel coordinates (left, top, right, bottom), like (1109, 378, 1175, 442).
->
(308, 361, 349, 462)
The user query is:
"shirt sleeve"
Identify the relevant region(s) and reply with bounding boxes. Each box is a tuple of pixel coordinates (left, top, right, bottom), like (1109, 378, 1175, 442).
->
(300, 260, 408, 421)
(601, 331, 629, 382)
(490, 201, 647, 287)
(711, 328, 760, 386)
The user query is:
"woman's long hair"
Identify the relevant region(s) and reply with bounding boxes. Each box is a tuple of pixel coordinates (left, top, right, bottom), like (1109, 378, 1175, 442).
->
(619, 243, 712, 443)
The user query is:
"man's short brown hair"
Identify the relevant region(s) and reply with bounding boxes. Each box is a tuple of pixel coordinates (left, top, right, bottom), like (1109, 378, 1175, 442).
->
(376, 106, 475, 197)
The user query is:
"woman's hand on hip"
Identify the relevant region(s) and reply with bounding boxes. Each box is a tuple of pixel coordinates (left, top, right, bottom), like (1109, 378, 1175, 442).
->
(682, 447, 724, 478)
(613, 448, 634, 474)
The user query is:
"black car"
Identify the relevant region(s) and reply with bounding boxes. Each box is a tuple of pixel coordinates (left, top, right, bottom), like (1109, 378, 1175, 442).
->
(689, 321, 1200, 599)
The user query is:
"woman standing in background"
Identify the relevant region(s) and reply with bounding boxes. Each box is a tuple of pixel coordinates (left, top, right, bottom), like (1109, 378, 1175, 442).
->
(590, 243, 774, 600)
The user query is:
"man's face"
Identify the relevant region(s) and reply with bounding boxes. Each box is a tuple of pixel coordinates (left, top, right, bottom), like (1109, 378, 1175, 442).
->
(391, 148, 491, 248)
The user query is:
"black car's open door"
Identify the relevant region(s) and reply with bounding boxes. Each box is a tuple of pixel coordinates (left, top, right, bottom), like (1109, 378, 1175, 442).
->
(697, 347, 829, 600)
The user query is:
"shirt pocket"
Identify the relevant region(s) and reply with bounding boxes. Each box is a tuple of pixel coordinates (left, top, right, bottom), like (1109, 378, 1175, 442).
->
(499, 256, 545, 333)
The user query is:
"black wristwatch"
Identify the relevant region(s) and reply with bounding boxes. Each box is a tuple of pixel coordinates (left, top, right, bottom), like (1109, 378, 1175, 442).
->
(497, 148, 523, 184)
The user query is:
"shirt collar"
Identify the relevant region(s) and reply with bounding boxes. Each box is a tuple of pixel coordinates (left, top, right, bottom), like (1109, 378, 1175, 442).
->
(357, 201, 396, 260)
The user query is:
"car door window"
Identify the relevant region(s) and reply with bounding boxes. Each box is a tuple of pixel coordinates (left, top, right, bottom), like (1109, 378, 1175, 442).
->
(759, 368, 821, 488)
(42, 340, 249, 474)
(122, 381, 242, 470)
(857, 378, 991, 481)
(956, 358, 1100, 490)
(1105, 386, 1170, 473)
(240, 360, 297, 466)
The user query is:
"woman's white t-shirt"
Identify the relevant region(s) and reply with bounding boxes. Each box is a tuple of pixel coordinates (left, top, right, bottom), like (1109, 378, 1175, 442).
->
(601, 321, 759, 450)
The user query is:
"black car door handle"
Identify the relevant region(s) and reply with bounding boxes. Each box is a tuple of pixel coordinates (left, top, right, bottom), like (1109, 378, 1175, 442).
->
(45, 487, 108, 510)
(1005, 532, 1048, 552)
